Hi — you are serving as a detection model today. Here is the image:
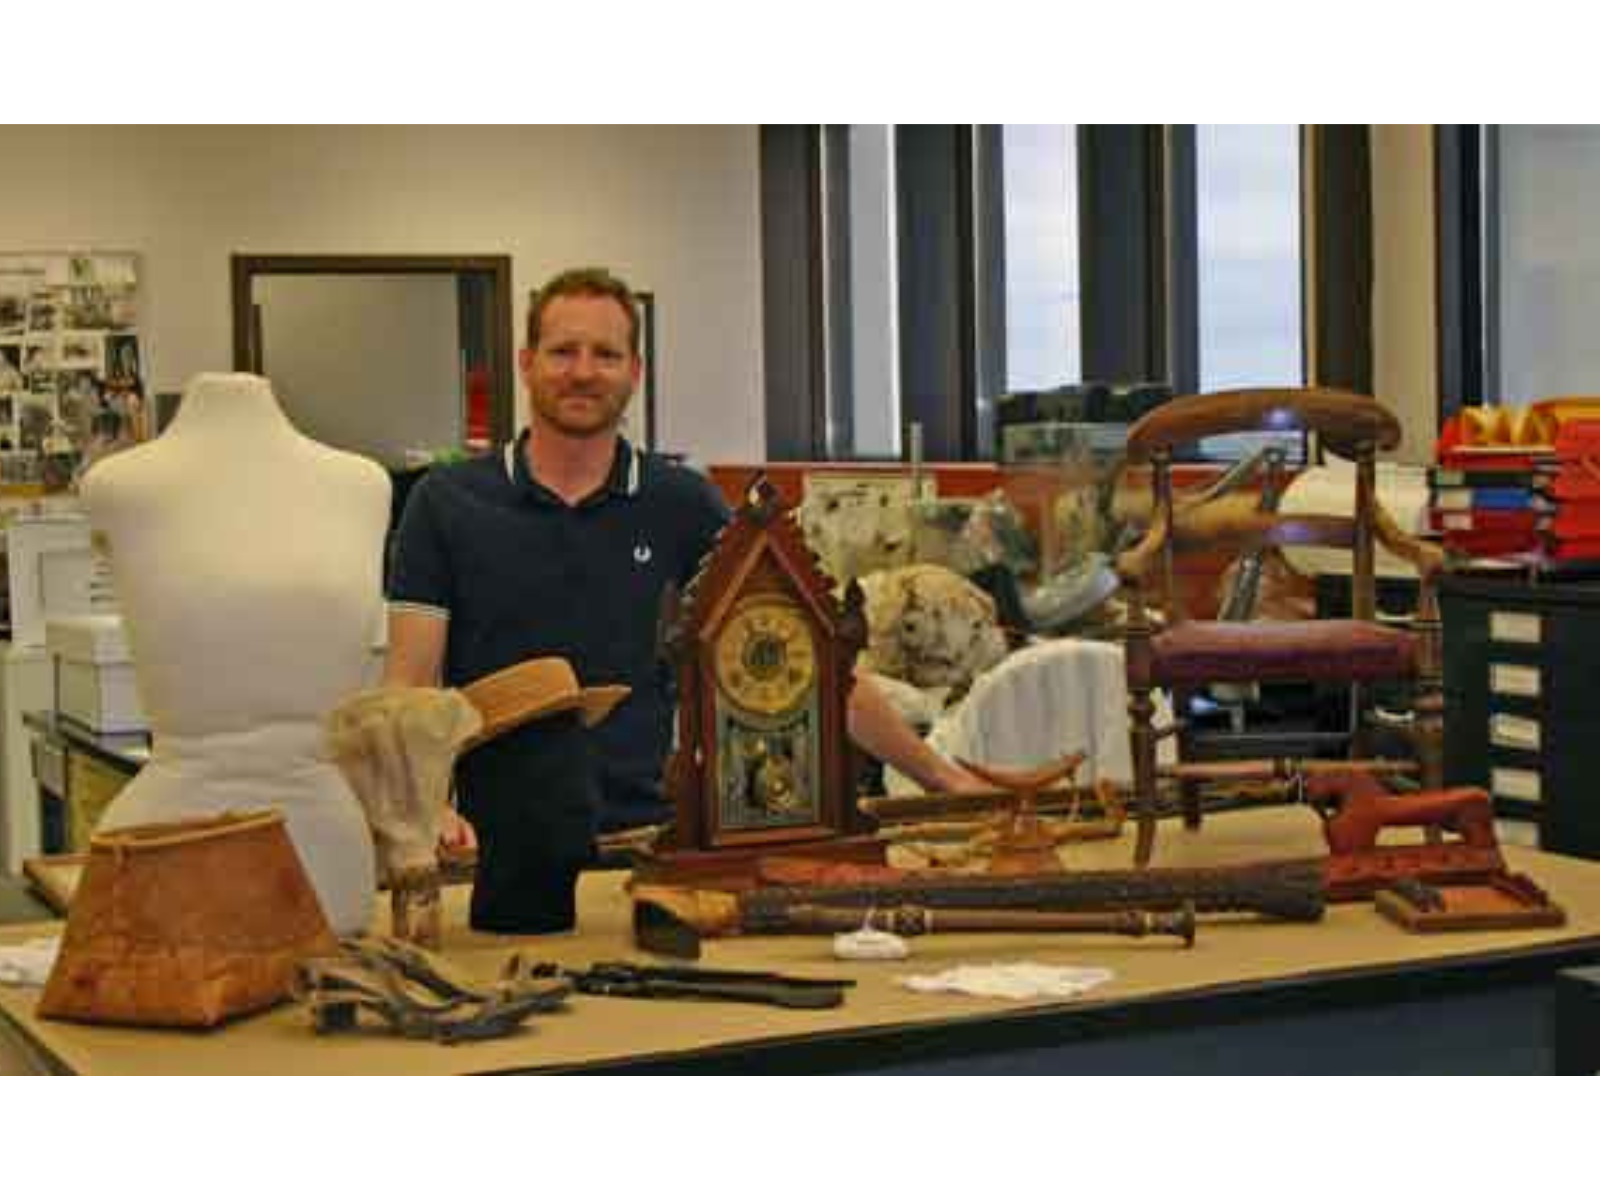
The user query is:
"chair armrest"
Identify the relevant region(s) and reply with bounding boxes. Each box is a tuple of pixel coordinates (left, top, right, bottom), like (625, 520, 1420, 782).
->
(1372, 503, 1445, 580)
(1116, 504, 1171, 587)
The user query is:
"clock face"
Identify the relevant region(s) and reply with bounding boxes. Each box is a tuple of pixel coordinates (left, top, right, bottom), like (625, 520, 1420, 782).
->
(713, 596, 818, 717)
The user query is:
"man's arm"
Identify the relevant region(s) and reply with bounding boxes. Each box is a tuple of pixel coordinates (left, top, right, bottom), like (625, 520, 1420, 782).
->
(383, 609, 475, 849)
(846, 669, 983, 794)
(384, 609, 447, 687)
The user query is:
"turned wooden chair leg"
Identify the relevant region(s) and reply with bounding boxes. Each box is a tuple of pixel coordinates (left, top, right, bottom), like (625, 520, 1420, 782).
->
(1347, 681, 1371, 762)
(1181, 777, 1203, 830)
(1414, 679, 1445, 792)
(1130, 680, 1158, 867)
(1413, 606, 1446, 792)
(1173, 686, 1202, 830)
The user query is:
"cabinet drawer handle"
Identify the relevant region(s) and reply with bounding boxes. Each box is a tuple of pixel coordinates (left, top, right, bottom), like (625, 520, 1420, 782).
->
(1489, 712, 1541, 751)
(1489, 662, 1542, 699)
(1490, 766, 1542, 803)
(1489, 610, 1542, 645)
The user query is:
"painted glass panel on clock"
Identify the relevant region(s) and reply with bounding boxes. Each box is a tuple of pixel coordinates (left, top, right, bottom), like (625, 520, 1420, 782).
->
(714, 700, 821, 831)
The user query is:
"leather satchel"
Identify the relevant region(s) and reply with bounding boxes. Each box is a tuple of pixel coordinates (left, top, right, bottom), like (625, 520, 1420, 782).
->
(38, 810, 338, 1028)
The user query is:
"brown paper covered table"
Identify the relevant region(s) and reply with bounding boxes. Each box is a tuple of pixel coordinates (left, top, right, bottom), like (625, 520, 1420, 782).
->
(4, 807, 1600, 1074)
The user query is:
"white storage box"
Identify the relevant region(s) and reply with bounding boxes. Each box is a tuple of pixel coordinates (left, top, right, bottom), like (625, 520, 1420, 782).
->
(5, 513, 98, 648)
(46, 614, 148, 734)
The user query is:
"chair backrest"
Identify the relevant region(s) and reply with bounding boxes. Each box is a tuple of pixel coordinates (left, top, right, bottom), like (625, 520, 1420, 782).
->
(1124, 388, 1402, 463)
(1124, 388, 1404, 623)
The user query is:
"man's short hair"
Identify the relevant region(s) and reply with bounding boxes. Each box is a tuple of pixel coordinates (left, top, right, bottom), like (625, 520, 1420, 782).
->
(526, 267, 640, 357)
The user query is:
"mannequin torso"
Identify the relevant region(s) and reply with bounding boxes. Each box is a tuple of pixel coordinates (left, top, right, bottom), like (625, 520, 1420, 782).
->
(81, 373, 390, 933)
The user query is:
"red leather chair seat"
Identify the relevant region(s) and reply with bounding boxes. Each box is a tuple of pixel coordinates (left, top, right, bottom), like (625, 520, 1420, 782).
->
(1143, 619, 1415, 687)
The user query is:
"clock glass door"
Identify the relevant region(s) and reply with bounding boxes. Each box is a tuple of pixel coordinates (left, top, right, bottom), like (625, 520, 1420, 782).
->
(712, 595, 824, 833)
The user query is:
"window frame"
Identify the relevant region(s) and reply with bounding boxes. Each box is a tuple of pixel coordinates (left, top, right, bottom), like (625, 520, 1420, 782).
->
(761, 124, 1370, 465)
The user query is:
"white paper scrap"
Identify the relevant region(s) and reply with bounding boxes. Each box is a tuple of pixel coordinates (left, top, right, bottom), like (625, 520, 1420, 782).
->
(0, 937, 60, 986)
(899, 962, 1114, 1000)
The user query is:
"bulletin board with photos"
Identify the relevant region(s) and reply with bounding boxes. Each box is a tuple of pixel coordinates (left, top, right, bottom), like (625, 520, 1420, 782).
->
(0, 252, 145, 490)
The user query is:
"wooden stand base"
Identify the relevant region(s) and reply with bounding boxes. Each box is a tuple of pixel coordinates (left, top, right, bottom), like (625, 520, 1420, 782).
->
(1374, 872, 1566, 933)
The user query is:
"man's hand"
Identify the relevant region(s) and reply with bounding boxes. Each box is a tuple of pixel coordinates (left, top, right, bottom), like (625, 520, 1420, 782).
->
(847, 669, 990, 796)
(440, 808, 478, 853)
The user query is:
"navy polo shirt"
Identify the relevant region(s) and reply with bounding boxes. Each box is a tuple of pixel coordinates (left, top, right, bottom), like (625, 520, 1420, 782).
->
(388, 431, 729, 831)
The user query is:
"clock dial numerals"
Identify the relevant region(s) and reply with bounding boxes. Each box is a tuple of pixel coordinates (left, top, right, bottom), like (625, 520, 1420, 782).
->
(714, 599, 817, 716)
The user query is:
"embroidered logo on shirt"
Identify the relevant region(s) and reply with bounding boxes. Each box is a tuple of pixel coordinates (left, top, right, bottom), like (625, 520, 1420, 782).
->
(633, 544, 654, 565)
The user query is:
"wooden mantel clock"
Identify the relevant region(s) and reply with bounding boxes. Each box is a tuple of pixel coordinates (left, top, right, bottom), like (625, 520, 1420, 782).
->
(663, 475, 869, 853)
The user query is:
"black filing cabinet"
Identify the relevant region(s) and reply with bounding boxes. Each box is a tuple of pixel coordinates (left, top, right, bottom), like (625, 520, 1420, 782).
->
(1440, 574, 1600, 859)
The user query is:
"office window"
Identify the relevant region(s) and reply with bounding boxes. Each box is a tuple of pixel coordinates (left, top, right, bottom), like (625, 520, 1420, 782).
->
(1196, 124, 1303, 391)
(820, 124, 901, 459)
(1190, 124, 1305, 459)
(762, 125, 1162, 463)
(1489, 125, 1600, 404)
(1000, 124, 1081, 391)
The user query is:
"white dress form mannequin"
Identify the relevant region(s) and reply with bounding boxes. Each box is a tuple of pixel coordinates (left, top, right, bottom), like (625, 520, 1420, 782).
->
(80, 373, 390, 934)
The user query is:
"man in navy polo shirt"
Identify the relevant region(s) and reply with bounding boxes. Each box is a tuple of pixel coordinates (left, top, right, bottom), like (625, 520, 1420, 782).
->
(387, 267, 975, 932)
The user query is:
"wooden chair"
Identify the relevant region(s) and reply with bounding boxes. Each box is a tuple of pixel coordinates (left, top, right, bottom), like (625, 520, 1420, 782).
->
(1118, 388, 1446, 866)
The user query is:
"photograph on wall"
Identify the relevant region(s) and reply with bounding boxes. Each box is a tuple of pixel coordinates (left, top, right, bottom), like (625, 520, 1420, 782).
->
(0, 287, 26, 337)
(105, 331, 140, 384)
(22, 337, 56, 373)
(59, 332, 102, 372)
(26, 298, 60, 334)
(528, 286, 656, 450)
(0, 342, 21, 390)
(18, 398, 53, 450)
(64, 286, 112, 330)
(57, 370, 99, 440)
(0, 252, 144, 482)
(104, 288, 136, 330)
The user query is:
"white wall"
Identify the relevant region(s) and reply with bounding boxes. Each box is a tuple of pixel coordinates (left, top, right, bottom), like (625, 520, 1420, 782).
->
(0, 126, 765, 464)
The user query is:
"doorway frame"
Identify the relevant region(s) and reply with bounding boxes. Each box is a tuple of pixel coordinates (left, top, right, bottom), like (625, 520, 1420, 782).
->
(230, 253, 516, 446)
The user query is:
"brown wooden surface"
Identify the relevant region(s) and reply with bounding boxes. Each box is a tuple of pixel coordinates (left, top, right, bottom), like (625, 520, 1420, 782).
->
(4, 807, 1600, 1075)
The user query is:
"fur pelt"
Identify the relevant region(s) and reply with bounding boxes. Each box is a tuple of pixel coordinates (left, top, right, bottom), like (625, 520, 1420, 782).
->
(857, 564, 1008, 696)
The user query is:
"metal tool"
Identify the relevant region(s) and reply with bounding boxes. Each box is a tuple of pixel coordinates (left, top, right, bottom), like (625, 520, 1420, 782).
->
(522, 960, 855, 1010)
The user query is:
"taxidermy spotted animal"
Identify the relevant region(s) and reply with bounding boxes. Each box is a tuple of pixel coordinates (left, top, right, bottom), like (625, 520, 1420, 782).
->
(857, 565, 1009, 697)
